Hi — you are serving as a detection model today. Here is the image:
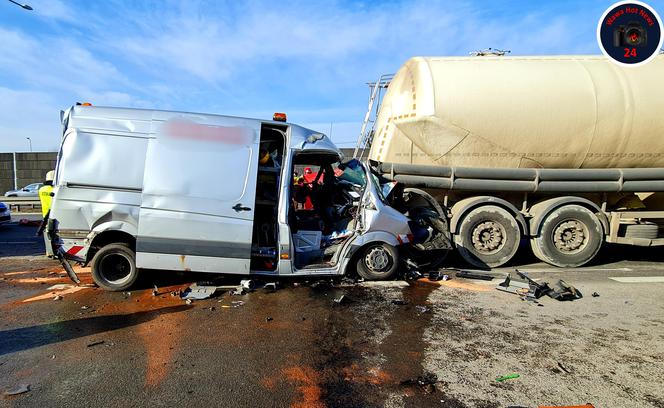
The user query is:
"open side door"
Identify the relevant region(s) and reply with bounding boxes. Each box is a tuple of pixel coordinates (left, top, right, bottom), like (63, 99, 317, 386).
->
(136, 113, 261, 274)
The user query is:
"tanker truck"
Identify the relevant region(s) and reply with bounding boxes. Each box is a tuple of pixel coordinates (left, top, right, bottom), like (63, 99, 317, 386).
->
(357, 54, 664, 269)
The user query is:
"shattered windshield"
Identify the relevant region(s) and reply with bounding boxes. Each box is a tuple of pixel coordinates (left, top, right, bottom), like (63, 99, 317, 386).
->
(337, 159, 366, 187)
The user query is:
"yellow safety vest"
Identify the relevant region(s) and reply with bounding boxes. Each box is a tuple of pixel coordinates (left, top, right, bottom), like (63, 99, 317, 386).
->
(39, 185, 53, 217)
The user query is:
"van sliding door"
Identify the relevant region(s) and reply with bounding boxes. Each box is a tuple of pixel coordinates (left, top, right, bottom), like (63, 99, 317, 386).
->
(136, 113, 260, 273)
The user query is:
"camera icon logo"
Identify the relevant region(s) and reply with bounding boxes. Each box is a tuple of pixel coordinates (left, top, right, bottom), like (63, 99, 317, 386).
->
(598, 1, 663, 66)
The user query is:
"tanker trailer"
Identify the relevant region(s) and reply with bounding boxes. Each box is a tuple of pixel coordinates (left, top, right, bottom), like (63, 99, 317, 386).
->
(365, 54, 664, 268)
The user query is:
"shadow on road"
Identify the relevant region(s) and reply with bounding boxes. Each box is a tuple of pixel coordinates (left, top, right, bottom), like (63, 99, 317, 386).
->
(0, 223, 45, 257)
(0, 305, 192, 356)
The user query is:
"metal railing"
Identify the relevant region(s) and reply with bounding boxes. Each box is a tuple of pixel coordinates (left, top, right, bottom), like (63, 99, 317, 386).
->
(1, 196, 41, 212)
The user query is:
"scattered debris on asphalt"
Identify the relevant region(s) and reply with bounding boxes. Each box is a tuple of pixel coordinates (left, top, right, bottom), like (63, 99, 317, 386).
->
(400, 372, 438, 394)
(415, 305, 431, 315)
(265, 316, 273, 322)
(592, 292, 600, 297)
(495, 373, 520, 382)
(185, 299, 192, 305)
(333, 294, 346, 304)
(80, 305, 89, 310)
(52, 294, 62, 301)
(152, 285, 159, 296)
(391, 299, 409, 305)
(87, 340, 105, 348)
(456, 270, 495, 281)
(3, 384, 30, 396)
(497, 270, 582, 302)
(428, 270, 442, 281)
(231, 301, 244, 308)
(180, 283, 219, 300)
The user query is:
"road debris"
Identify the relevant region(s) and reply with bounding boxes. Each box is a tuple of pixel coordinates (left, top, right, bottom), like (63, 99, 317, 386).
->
(265, 316, 273, 322)
(415, 305, 431, 315)
(456, 270, 495, 281)
(391, 299, 409, 305)
(152, 285, 159, 296)
(400, 372, 438, 394)
(592, 292, 600, 297)
(495, 373, 520, 382)
(333, 294, 346, 304)
(87, 340, 105, 348)
(3, 384, 30, 396)
(180, 283, 219, 300)
(52, 294, 62, 301)
(185, 299, 192, 305)
(497, 270, 582, 302)
(231, 301, 245, 308)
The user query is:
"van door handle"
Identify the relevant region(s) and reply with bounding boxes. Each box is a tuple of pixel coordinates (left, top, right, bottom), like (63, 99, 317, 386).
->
(233, 203, 252, 212)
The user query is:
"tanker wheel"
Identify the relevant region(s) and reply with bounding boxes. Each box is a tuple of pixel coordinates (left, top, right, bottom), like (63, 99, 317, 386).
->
(530, 205, 603, 268)
(454, 205, 520, 269)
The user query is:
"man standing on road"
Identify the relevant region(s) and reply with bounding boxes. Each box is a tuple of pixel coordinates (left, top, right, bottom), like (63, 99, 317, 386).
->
(37, 170, 54, 257)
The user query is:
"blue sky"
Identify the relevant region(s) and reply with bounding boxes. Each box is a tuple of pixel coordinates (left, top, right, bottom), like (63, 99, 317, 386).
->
(1, 0, 662, 152)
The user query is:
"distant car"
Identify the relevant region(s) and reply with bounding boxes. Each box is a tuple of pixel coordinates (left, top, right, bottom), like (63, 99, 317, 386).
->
(4, 183, 43, 197)
(0, 202, 11, 225)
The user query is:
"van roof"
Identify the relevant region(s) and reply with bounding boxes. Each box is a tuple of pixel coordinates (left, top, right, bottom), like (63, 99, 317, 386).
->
(64, 105, 341, 156)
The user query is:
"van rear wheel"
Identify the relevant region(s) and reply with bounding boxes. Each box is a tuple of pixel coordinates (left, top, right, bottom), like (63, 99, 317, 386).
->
(356, 243, 400, 280)
(91, 243, 139, 291)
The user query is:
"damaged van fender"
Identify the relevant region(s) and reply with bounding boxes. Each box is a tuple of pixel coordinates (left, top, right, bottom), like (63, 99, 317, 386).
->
(49, 105, 416, 290)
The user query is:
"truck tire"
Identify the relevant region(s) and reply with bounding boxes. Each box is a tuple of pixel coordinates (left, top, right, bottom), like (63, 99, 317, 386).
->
(356, 243, 400, 280)
(454, 205, 520, 269)
(91, 243, 139, 291)
(530, 205, 603, 268)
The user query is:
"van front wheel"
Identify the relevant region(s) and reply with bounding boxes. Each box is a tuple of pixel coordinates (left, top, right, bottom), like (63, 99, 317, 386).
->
(91, 243, 139, 291)
(356, 243, 399, 280)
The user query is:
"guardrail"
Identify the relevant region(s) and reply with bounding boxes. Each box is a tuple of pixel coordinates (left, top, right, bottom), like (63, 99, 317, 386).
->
(1, 197, 41, 212)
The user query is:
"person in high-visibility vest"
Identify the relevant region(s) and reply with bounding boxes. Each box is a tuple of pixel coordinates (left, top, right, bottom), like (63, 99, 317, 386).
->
(38, 170, 54, 257)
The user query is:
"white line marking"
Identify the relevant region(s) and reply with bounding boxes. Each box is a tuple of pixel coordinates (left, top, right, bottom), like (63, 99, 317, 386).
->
(609, 276, 664, 283)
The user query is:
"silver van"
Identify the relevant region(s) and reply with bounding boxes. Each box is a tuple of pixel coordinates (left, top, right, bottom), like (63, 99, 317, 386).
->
(48, 105, 421, 290)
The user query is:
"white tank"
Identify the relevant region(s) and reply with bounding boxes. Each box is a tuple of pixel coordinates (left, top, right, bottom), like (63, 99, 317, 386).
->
(369, 55, 664, 169)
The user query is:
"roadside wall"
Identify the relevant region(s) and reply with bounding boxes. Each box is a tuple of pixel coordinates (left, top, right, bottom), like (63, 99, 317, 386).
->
(0, 152, 57, 195)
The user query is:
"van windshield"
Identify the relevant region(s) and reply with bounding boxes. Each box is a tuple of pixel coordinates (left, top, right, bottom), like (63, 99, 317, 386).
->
(337, 159, 366, 187)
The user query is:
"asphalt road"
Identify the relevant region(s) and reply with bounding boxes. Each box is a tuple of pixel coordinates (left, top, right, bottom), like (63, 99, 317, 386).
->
(1, 223, 663, 407)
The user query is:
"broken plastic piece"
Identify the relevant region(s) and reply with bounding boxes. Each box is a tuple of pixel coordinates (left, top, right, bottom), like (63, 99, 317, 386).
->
(3, 384, 30, 396)
(180, 283, 218, 300)
(333, 294, 346, 304)
(495, 373, 520, 382)
(592, 292, 600, 297)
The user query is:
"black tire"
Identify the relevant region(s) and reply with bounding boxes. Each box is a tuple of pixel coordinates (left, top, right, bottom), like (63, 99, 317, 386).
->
(356, 243, 400, 280)
(530, 205, 603, 268)
(454, 205, 520, 269)
(91, 243, 139, 291)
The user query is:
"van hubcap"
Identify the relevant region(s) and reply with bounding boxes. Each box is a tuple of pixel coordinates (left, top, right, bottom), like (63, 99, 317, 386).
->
(471, 221, 505, 254)
(100, 253, 132, 283)
(365, 247, 391, 272)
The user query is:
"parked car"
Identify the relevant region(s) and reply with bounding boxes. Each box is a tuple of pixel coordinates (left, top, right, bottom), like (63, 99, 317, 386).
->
(0, 202, 11, 226)
(4, 183, 43, 197)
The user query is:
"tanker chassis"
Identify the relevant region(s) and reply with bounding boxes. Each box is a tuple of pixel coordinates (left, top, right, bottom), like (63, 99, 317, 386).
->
(373, 161, 664, 268)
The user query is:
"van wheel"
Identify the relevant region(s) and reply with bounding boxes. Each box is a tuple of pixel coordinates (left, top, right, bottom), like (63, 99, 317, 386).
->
(454, 205, 520, 269)
(356, 243, 399, 280)
(91, 243, 139, 291)
(530, 205, 602, 268)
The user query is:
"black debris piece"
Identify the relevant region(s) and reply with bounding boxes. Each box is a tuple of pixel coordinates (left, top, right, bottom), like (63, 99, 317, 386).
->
(592, 292, 600, 297)
(265, 316, 273, 322)
(87, 340, 105, 348)
(456, 270, 495, 281)
(400, 372, 438, 394)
